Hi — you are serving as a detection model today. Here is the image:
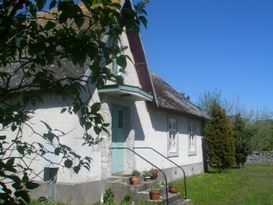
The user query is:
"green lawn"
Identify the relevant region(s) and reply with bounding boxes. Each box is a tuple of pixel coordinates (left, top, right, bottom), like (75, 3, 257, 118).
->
(175, 165, 273, 205)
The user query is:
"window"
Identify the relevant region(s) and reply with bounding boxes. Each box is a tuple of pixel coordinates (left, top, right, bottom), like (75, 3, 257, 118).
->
(107, 36, 123, 76)
(168, 118, 178, 156)
(112, 58, 121, 75)
(188, 120, 197, 155)
(43, 167, 58, 183)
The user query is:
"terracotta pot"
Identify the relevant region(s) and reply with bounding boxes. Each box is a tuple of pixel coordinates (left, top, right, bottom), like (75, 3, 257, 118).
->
(130, 176, 140, 185)
(169, 187, 178, 193)
(150, 189, 160, 200)
(151, 169, 158, 179)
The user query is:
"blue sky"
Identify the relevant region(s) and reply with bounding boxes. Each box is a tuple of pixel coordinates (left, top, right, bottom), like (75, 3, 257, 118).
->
(140, 0, 273, 112)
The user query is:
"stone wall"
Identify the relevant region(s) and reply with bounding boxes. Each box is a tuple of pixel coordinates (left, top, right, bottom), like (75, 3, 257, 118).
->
(246, 151, 273, 165)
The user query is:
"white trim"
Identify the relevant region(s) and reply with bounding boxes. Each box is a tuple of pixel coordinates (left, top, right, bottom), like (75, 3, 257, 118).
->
(167, 118, 178, 157)
(188, 120, 197, 156)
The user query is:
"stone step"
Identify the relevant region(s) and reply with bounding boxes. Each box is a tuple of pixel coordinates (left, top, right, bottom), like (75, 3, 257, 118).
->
(145, 198, 191, 205)
(105, 176, 191, 205)
(134, 190, 182, 204)
(180, 199, 192, 205)
(107, 176, 131, 184)
(106, 177, 162, 192)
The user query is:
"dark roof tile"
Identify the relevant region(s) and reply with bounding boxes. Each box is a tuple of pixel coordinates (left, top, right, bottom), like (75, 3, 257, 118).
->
(150, 72, 208, 119)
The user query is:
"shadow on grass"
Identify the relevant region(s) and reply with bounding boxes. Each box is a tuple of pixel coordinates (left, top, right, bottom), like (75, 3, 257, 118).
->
(206, 170, 219, 174)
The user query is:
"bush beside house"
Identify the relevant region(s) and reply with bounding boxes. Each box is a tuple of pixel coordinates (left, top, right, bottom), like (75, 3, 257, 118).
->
(205, 102, 235, 171)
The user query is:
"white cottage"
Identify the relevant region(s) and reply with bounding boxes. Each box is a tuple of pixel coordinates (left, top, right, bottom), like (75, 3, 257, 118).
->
(21, 30, 208, 204)
(2, 23, 208, 204)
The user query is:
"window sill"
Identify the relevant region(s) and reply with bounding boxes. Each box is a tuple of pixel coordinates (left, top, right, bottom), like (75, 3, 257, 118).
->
(188, 152, 197, 157)
(168, 152, 179, 158)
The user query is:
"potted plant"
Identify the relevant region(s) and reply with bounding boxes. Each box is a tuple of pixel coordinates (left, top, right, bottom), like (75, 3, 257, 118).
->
(168, 182, 178, 193)
(150, 168, 158, 180)
(130, 170, 141, 185)
(143, 170, 152, 181)
(149, 182, 161, 201)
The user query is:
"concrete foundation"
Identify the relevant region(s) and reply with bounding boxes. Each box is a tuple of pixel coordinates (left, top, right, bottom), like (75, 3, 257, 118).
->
(160, 162, 204, 182)
(31, 180, 104, 205)
(31, 162, 203, 204)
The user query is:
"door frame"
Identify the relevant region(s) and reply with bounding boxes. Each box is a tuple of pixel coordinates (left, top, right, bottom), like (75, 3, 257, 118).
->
(111, 104, 127, 174)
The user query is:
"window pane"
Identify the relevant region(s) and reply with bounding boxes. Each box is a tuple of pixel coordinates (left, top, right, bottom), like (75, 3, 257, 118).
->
(112, 58, 118, 74)
(169, 132, 176, 152)
(173, 119, 176, 130)
(169, 121, 172, 129)
(168, 118, 178, 154)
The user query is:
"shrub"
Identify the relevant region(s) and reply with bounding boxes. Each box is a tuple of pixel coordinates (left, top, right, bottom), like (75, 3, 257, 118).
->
(205, 102, 235, 171)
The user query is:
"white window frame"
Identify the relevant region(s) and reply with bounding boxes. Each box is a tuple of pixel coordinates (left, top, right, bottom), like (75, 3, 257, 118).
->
(112, 58, 121, 75)
(108, 37, 123, 76)
(168, 118, 178, 157)
(188, 120, 197, 156)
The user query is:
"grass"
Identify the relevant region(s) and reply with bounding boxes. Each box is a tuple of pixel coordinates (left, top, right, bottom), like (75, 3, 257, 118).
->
(174, 164, 273, 205)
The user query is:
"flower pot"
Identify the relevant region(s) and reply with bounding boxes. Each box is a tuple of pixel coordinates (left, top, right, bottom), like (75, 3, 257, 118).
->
(130, 176, 140, 185)
(150, 189, 161, 200)
(169, 187, 178, 193)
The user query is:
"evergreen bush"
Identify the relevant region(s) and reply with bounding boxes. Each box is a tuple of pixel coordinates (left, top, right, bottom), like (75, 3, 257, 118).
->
(205, 102, 235, 171)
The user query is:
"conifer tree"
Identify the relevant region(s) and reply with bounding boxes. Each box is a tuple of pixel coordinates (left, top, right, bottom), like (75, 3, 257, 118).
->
(205, 102, 235, 171)
(232, 113, 251, 167)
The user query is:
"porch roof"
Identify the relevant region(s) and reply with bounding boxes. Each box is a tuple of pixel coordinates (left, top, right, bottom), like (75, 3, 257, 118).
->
(98, 84, 153, 102)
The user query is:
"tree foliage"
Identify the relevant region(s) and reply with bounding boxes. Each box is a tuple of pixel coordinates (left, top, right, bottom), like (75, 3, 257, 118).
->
(205, 102, 235, 171)
(232, 113, 251, 167)
(0, 0, 148, 204)
(243, 110, 273, 152)
(199, 89, 273, 167)
(249, 119, 273, 151)
(197, 89, 241, 116)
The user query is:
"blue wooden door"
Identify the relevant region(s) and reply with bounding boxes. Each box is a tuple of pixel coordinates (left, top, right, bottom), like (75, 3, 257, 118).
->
(111, 105, 126, 174)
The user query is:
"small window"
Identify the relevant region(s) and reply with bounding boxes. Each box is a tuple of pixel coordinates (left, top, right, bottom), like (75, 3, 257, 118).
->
(188, 120, 197, 156)
(168, 118, 178, 157)
(43, 167, 58, 183)
(109, 38, 123, 76)
(112, 58, 120, 75)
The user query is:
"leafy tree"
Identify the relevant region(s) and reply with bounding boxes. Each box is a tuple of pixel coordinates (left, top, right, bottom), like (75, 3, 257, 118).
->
(197, 89, 242, 116)
(232, 113, 251, 167)
(205, 102, 235, 171)
(250, 119, 273, 151)
(0, 0, 148, 204)
(198, 90, 273, 165)
(242, 109, 273, 152)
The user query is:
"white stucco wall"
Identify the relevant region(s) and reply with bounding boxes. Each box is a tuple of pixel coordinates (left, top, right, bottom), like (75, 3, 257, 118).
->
(106, 32, 142, 89)
(132, 101, 204, 175)
(18, 86, 104, 184)
(120, 32, 142, 88)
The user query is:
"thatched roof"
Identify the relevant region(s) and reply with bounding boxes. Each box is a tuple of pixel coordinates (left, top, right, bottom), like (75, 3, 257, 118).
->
(150, 72, 208, 119)
(1, 60, 86, 91)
